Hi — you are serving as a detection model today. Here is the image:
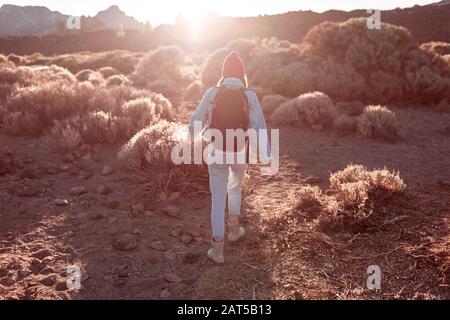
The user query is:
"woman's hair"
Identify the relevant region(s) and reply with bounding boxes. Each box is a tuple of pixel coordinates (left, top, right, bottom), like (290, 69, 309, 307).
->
(217, 75, 248, 88)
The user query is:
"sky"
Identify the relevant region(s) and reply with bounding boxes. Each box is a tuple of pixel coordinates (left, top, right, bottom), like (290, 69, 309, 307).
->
(0, 0, 437, 25)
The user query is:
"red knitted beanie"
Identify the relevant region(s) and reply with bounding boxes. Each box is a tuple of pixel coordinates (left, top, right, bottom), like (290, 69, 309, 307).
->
(222, 51, 245, 78)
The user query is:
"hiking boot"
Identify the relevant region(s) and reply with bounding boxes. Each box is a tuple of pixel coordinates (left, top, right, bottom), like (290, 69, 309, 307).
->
(207, 240, 224, 264)
(228, 221, 246, 242)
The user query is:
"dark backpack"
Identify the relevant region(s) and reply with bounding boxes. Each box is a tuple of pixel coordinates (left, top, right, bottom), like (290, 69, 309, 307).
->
(210, 86, 250, 153)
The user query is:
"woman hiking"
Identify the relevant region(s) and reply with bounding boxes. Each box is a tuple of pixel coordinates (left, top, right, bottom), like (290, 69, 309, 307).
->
(189, 51, 275, 264)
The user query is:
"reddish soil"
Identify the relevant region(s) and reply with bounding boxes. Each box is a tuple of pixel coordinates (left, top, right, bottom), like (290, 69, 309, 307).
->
(0, 106, 448, 300)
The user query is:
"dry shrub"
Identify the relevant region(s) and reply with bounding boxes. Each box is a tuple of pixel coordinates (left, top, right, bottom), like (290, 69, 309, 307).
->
(97, 66, 121, 78)
(0, 65, 75, 89)
(333, 115, 358, 136)
(357, 105, 401, 141)
(246, 48, 302, 95)
(50, 111, 134, 145)
(420, 42, 450, 56)
(144, 77, 179, 98)
(271, 91, 337, 127)
(30, 50, 139, 75)
(0, 55, 14, 68)
(118, 120, 182, 170)
(270, 100, 301, 126)
(294, 91, 337, 126)
(8, 54, 26, 65)
(292, 186, 324, 218)
(133, 46, 192, 97)
(3, 112, 40, 136)
(185, 80, 204, 101)
(75, 69, 104, 86)
(28, 65, 76, 84)
(105, 75, 130, 87)
(121, 98, 160, 129)
(6, 81, 85, 132)
(48, 124, 82, 150)
(320, 164, 406, 228)
(245, 18, 449, 104)
(261, 95, 288, 116)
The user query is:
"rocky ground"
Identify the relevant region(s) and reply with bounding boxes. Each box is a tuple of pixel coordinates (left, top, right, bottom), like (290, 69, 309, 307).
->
(0, 106, 448, 300)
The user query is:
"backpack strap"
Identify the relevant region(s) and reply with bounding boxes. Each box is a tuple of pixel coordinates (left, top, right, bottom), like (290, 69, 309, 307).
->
(238, 88, 250, 130)
(210, 86, 225, 127)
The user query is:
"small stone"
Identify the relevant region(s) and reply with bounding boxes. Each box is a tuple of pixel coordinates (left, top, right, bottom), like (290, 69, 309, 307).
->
(102, 165, 113, 176)
(160, 288, 171, 299)
(106, 200, 121, 209)
(113, 234, 138, 251)
(82, 153, 92, 161)
(18, 270, 31, 279)
(54, 199, 69, 207)
(163, 273, 182, 284)
(70, 187, 88, 196)
(41, 275, 57, 287)
(181, 234, 193, 245)
(163, 206, 181, 218)
(69, 167, 80, 176)
(40, 267, 55, 275)
(96, 183, 111, 195)
(132, 229, 141, 235)
(55, 281, 67, 291)
(170, 229, 183, 237)
(150, 241, 167, 252)
(30, 259, 43, 275)
(59, 164, 70, 172)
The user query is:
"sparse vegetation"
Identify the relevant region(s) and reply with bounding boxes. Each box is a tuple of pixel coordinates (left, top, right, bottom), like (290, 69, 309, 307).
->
(319, 164, 406, 229)
(357, 105, 402, 141)
(271, 91, 338, 128)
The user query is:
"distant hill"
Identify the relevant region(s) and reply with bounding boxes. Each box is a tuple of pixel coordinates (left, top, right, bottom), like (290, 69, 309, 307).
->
(0, 4, 67, 37)
(0, 3, 449, 55)
(94, 5, 143, 30)
(0, 4, 143, 38)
